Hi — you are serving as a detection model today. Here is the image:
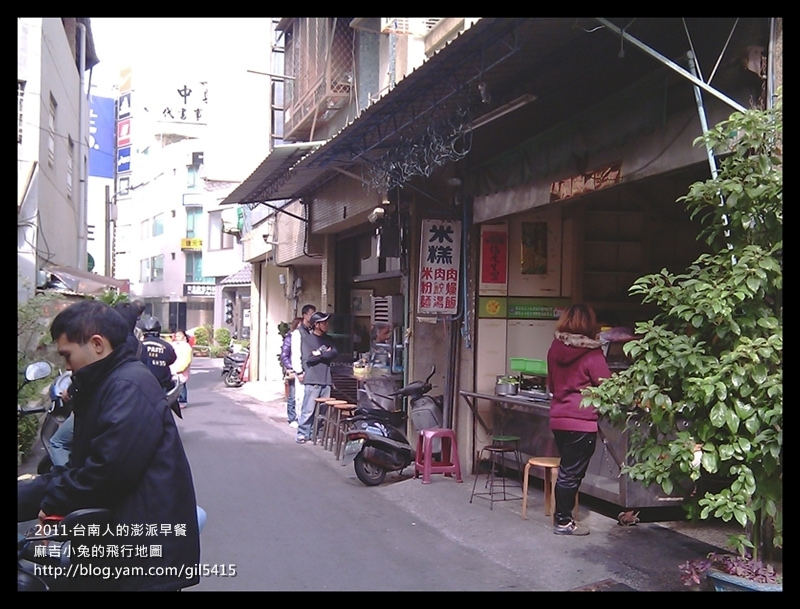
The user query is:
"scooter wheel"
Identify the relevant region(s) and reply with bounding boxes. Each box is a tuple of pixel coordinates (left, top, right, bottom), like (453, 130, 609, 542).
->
(223, 371, 243, 388)
(354, 452, 386, 486)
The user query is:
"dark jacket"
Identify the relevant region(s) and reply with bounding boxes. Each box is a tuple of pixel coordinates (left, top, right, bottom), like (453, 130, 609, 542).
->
(17, 341, 200, 591)
(301, 331, 338, 386)
(140, 334, 177, 389)
(546, 332, 611, 433)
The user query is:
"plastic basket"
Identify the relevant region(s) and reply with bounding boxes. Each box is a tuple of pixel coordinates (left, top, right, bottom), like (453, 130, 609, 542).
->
(510, 358, 547, 375)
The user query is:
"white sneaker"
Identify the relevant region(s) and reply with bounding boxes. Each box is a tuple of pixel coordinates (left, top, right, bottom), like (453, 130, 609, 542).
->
(289, 421, 299, 429)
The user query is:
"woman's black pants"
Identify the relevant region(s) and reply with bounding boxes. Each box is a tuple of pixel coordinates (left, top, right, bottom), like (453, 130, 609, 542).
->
(552, 430, 597, 525)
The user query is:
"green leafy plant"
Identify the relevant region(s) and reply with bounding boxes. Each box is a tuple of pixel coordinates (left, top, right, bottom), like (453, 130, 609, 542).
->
(97, 288, 129, 306)
(214, 327, 232, 347)
(584, 90, 782, 572)
(193, 326, 210, 347)
(209, 345, 227, 358)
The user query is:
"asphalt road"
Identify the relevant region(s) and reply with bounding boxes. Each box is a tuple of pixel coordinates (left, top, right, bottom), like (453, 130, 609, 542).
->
(19, 356, 747, 591)
(182, 357, 536, 591)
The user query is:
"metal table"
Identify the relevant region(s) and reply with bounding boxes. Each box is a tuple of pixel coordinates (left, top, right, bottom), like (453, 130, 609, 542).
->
(458, 389, 687, 509)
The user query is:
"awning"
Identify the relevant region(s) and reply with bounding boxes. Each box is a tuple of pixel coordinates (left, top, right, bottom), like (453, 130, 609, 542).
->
(220, 18, 765, 208)
(218, 142, 326, 206)
(220, 265, 252, 286)
(44, 264, 130, 296)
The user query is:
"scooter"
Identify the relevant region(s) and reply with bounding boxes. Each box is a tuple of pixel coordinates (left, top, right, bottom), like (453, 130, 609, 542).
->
(341, 365, 443, 486)
(18, 361, 65, 474)
(221, 347, 249, 388)
(35, 369, 73, 474)
(17, 363, 205, 591)
(30, 368, 184, 476)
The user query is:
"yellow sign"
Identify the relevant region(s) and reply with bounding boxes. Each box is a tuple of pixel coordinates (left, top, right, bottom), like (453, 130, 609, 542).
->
(477, 296, 507, 318)
(181, 238, 203, 250)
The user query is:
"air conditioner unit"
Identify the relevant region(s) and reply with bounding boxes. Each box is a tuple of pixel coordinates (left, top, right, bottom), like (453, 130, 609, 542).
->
(380, 18, 442, 36)
(381, 17, 444, 36)
(371, 295, 403, 326)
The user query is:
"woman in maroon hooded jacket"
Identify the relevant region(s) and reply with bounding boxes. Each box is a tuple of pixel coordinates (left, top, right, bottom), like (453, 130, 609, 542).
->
(546, 303, 611, 536)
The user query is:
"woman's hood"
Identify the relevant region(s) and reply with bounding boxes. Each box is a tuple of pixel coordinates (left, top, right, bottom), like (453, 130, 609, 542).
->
(550, 332, 603, 365)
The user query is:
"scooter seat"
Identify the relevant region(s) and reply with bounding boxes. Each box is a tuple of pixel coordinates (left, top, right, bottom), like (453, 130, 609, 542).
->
(357, 407, 406, 428)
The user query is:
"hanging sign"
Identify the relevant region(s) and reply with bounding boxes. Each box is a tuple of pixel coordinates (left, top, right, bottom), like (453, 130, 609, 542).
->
(417, 218, 461, 316)
(479, 223, 508, 295)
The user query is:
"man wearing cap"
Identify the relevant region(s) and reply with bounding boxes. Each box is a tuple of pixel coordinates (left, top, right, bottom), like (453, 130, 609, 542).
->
(295, 311, 339, 444)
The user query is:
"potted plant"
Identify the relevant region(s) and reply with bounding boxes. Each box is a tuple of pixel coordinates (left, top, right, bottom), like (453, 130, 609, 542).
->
(679, 551, 782, 591)
(584, 90, 782, 590)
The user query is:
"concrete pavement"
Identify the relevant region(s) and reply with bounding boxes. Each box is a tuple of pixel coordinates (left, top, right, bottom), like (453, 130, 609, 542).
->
(235, 371, 742, 592)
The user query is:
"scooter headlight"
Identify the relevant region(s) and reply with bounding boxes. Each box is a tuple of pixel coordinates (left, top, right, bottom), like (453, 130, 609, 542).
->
(49, 371, 73, 402)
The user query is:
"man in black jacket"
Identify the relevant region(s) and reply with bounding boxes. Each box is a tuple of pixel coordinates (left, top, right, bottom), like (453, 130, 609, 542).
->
(139, 315, 177, 391)
(18, 299, 200, 591)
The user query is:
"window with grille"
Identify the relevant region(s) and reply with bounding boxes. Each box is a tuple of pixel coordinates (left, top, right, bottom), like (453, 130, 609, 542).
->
(17, 81, 25, 143)
(281, 18, 354, 140)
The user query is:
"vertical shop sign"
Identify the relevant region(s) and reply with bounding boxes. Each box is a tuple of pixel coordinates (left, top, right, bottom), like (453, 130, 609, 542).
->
(417, 219, 461, 316)
(479, 223, 508, 295)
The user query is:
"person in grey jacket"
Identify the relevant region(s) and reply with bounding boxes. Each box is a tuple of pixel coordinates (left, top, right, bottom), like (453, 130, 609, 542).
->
(17, 299, 200, 591)
(295, 311, 338, 444)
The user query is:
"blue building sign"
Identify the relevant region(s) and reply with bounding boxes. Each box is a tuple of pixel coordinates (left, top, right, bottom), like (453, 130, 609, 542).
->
(117, 146, 131, 174)
(88, 95, 115, 179)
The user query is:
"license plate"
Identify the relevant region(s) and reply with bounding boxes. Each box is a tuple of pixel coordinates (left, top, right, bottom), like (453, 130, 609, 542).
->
(344, 439, 363, 455)
(341, 439, 364, 465)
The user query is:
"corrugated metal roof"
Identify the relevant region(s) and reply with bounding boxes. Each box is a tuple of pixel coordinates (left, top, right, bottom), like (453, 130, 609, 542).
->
(223, 18, 768, 206)
(218, 142, 326, 206)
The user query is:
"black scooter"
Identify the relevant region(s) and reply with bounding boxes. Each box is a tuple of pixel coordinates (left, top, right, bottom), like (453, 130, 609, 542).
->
(341, 365, 443, 486)
(18, 361, 68, 475)
(221, 348, 249, 387)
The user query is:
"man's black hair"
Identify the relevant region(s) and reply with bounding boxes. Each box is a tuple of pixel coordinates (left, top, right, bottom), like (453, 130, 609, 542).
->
(51, 299, 128, 349)
(301, 304, 317, 316)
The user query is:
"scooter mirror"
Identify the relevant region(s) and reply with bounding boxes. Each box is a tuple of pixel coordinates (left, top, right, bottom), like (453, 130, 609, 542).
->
(25, 361, 53, 382)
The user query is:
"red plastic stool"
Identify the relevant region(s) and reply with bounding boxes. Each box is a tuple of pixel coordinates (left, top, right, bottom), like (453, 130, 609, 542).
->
(414, 428, 463, 484)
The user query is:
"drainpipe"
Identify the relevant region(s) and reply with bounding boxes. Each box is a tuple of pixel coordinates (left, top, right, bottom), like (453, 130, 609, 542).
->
(76, 21, 88, 270)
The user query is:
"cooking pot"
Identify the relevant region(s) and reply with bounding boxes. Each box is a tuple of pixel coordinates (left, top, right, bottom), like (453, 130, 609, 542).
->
(495, 377, 519, 396)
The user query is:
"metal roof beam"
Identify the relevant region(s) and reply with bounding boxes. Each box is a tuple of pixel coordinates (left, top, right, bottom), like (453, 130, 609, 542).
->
(594, 18, 747, 113)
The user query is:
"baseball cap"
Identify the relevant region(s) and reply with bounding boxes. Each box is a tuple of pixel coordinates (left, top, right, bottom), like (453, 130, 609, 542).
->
(310, 312, 331, 325)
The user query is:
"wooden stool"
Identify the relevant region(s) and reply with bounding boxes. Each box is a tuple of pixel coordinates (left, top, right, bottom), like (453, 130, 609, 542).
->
(521, 457, 579, 519)
(413, 428, 463, 484)
(311, 397, 338, 446)
(317, 399, 348, 447)
(330, 403, 356, 458)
